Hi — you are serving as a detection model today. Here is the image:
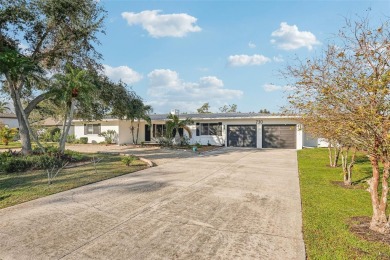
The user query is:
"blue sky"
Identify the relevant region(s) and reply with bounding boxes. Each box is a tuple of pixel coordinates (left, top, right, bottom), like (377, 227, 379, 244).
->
(96, 0, 389, 114)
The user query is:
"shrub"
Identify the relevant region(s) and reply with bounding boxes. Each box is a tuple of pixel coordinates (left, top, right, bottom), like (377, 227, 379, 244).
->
(63, 150, 85, 162)
(157, 137, 172, 147)
(28, 155, 62, 169)
(66, 134, 76, 143)
(98, 130, 117, 144)
(0, 127, 18, 145)
(0, 157, 32, 173)
(121, 155, 138, 166)
(180, 136, 191, 147)
(79, 137, 88, 144)
(39, 127, 61, 142)
(52, 131, 61, 142)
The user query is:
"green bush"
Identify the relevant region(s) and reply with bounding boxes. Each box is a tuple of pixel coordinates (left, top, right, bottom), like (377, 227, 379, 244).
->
(66, 134, 76, 143)
(0, 157, 32, 173)
(79, 137, 88, 144)
(121, 155, 138, 166)
(98, 130, 117, 144)
(64, 150, 84, 161)
(157, 137, 172, 147)
(28, 155, 62, 169)
(52, 131, 61, 142)
(39, 127, 62, 142)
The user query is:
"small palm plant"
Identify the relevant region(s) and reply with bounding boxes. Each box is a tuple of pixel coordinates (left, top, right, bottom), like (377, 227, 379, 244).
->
(166, 114, 194, 146)
(122, 155, 138, 166)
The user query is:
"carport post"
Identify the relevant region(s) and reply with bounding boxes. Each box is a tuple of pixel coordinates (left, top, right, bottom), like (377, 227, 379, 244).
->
(256, 120, 263, 148)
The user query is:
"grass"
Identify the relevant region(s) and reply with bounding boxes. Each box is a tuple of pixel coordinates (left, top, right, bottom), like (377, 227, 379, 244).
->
(0, 141, 22, 149)
(0, 141, 60, 149)
(0, 154, 148, 209)
(298, 148, 390, 259)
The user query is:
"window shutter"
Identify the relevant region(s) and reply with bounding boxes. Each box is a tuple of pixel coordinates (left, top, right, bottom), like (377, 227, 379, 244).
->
(84, 124, 87, 135)
(196, 123, 200, 136)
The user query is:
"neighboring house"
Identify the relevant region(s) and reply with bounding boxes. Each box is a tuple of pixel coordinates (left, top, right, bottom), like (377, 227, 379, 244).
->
(0, 113, 18, 128)
(73, 112, 319, 149)
(37, 118, 75, 135)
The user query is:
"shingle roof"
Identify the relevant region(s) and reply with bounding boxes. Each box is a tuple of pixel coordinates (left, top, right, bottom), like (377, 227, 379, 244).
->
(149, 112, 287, 121)
(0, 113, 17, 119)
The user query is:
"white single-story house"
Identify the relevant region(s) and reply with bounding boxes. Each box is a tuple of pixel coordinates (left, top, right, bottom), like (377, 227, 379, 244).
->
(38, 117, 75, 135)
(73, 112, 318, 149)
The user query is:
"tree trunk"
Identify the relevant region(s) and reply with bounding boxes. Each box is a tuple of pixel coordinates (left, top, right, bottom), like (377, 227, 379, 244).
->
(368, 155, 389, 233)
(13, 98, 32, 154)
(341, 146, 351, 186)
(334, 145, 340, 167)
(328, 142, 333, 167)
(346, 148, 357, 186)
(135, 119, 140, 144)
(328, 141, 340, 167)
(130, 119, 135, 144)
(59, 110, 68, 147)
(59, 99, 75, 153)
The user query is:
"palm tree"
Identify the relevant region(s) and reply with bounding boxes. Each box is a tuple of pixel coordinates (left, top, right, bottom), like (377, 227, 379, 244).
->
(128, 98, 151, 144)
(0, 101, 10, 114)
(52, 64, 94, 152)
(134, 103, 153, 144)
(166, 114, 194, 145)
(0, 48, 46, 154)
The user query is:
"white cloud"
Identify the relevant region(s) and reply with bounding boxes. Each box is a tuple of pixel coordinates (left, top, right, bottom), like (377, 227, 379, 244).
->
(248, 41, 256, 48)
(103, 65, 143, 85)
(263, 83, 293, 92)
(227, 54, 271, 67)
(121, 10, 201, 38)
(147, 69, 243, 113)
(273, 55, 284, 62)
(271, 22, 321, 50)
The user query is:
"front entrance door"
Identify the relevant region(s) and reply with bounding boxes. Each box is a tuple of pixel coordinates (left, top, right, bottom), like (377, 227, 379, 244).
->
(145, 125, 151, 141)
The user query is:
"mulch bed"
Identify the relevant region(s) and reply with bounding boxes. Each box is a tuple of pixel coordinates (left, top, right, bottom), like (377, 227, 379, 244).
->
(349, 216, 390, 245)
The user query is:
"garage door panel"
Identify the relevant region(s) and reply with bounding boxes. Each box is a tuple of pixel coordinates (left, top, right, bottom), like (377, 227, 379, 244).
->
(227, 125, 256, 147)
(262, 125, 296, 149)
(227, 126, 241, 147)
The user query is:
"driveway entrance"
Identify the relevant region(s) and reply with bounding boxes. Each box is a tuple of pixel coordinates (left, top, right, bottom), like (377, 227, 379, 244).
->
(0, 148, 305, 259)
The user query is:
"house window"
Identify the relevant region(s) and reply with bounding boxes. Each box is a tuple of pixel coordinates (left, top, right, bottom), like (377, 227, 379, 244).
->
(84, 124, 101, 135)
(153, 124, 166, 138)
(199, 123, 222, 136)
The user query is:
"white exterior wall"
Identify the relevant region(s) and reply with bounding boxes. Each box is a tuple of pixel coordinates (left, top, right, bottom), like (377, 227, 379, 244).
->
(188, 120, 225, 146)
(0, 118, 18, 128)
(303, 131, 318, 147)
(190, 118, 305, 149)
(74, 121, 119, 144)
(118, 120, 146, 145)
(74, 116, 315, 150)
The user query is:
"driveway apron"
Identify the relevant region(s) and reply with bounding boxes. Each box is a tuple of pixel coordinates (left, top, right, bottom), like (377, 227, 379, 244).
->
(0, 148, 305, 259)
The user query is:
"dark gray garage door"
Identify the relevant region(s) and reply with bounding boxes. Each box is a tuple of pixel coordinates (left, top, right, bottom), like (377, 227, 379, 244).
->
(227, 125, 256, 147)
(262, 125, 296, 149)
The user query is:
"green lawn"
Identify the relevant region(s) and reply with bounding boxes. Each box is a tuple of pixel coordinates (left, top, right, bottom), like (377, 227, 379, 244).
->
(0, 141, 22, 149)
(298, 148, 390, 259)
(0, 154, 148, 209)
(0, 141, 61, 150)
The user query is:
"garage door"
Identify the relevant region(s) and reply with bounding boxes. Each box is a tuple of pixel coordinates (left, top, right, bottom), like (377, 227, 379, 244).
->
(262, 125, 296, 149)
(227, 125, 256, 147)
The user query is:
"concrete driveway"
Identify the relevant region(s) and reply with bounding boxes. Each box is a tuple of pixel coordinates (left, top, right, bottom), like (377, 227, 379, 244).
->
(0, 148, 305, 260)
